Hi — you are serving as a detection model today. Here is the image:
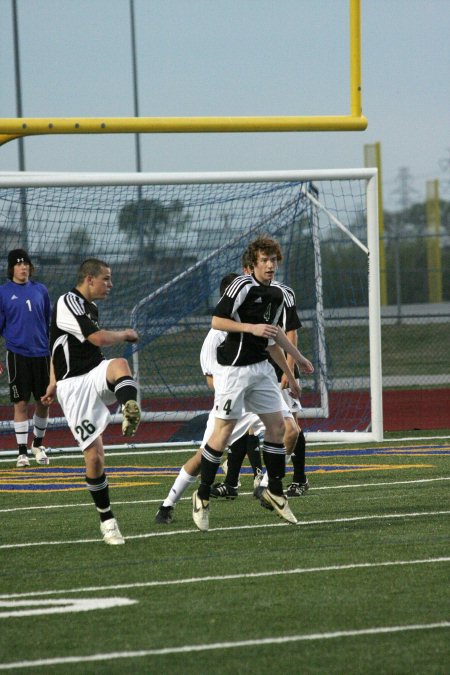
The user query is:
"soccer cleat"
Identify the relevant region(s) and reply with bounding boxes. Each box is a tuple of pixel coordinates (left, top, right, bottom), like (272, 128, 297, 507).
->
(16, 454, 30, 468)
(192, 490, 210, 531)
(155, 504, 174, 524)
(253, 468, 264, 491)
(122, 400, 141, 437)
(260, 488, 298, 524)
(253, 484, 274, 510)
(210, 482, 238, 499)
(31, 446, 50, 465)
(100, 518, 125, 545)
(285, 479, 310, 497)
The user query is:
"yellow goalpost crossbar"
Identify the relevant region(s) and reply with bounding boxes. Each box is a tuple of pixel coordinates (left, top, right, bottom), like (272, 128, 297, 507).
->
(0, 0, 366, 147)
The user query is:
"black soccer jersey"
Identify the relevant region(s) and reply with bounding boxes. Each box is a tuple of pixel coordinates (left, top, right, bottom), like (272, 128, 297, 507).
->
(50, 288, 105, 381)
(268, 283, 302, 382)
(214, 274, 284, 366)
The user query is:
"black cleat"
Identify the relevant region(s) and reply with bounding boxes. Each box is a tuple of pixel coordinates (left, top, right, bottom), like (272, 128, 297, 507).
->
(155, 504, 174, 524)
(210, 482, 238, 499)
(285, 479, 310, 497)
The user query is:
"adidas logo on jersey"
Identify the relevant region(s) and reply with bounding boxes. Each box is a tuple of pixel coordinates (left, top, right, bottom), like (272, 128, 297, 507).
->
(10, 294, 18, 300)
(254, 297, 263, 303)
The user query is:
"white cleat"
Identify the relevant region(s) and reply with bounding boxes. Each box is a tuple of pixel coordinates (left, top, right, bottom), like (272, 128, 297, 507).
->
(16, 454, 30, 468)
(253, 468, 264, 491)
(31, 446, 50, 465)
(260, 488, 298, 524)
(122, 400, 141, 437)
(100, 518, 125, 545)
(192, 490, 210, 532)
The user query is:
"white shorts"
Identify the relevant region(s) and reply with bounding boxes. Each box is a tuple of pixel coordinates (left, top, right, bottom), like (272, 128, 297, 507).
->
(280, 381, 303, 415)
(56, 359, 116, 451)
(200, 410, 260, 449)
(213, 360, 285, 420)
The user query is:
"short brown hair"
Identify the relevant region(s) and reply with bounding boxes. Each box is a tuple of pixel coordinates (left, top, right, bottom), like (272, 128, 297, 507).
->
(245, 236, 282, 268)
(77, 258, 110, 284)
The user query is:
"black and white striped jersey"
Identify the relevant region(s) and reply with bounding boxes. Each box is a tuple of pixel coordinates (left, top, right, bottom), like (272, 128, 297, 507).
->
(268, 283, 302, 381)
(214, 273, 285, 366)
(50, 288, 105, 381)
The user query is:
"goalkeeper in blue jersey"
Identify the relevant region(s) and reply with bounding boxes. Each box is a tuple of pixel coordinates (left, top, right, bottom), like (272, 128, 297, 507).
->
(0, 249, 52, 467)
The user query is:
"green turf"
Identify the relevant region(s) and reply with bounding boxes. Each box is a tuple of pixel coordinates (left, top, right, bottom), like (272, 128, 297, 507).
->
(0, 438, 449, 673)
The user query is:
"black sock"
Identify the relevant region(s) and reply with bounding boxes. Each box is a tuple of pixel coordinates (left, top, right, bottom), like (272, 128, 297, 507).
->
(292, 430, 306, 483)
(198, 444, 222, 500)
(85, 473, 114, 522)
(262, 441, 286, 496)
(226, 434, 249, 487)
(246, 433, 262, 475)
(113, 376, 138, 405)
(32, 436, 44, 448)
(18, 443, 28, 456)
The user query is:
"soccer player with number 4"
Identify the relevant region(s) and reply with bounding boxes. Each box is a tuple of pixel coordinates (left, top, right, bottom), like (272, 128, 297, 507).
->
(192, 235, 314, 531)
(41, 258, 141, 545)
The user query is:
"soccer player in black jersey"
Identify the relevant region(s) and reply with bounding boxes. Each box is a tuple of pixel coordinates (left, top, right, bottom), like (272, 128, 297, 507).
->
(41, 259, 141, 545)
(212, 252, 310, 501)
(192, 236, 314, 531)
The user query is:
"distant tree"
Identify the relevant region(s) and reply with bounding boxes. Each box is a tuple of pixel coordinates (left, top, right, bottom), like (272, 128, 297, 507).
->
(384, 199, 450, 236)
(66, 227, 91, 261)
(117, 198, 191, 259)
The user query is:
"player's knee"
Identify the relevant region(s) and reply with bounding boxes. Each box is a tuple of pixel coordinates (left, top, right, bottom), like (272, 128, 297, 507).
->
(114, 357, 131, 374)
(284, 426, 299, 451)
(13, 400, 28, 415)
(267, 418, 285, 444)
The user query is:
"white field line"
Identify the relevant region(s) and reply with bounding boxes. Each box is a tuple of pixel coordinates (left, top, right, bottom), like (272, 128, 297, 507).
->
(0, 621, 449, 670)
(1, 509, 449, 550)
(0, 475, 449, 514)
(0, 434, 449, 460)
(0, 556, 449, 600)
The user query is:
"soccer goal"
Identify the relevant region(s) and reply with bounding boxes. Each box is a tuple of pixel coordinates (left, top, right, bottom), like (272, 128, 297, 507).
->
(0, 168, 382, 450)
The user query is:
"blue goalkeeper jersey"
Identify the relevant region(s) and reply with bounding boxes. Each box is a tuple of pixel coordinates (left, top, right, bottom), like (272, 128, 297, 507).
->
(0, 279, 51, 357)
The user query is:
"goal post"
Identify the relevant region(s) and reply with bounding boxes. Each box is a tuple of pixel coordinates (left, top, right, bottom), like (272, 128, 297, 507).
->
(0, 168, 382, 449)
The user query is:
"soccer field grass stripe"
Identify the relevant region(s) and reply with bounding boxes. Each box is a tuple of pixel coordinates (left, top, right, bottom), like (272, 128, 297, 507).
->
(0, 475, 448, 520)
(1, 509, 449, 550)
(0, 475, 448, 513)
(1, 471, 448, 494)
(1, 556, 449, 600)
(1, 621, 449, 670)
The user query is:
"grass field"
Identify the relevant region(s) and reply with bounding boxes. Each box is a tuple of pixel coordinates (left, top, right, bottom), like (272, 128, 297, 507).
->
(0, 433, 449, 673)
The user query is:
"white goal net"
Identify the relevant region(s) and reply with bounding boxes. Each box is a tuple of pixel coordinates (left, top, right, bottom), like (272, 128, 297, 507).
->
(0, 169, 382, 450)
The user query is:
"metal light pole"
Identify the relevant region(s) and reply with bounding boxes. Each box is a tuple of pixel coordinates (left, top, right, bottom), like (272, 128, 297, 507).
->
(11, 0, 28, 250)
(129, 0, 142, 173)
(129, 0, 144, 261)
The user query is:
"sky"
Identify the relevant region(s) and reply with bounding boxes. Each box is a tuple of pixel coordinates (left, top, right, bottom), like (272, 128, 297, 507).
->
(0, 0, 449, 211)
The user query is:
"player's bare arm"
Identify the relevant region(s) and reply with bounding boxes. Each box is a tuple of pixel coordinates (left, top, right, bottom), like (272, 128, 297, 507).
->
(212, 315, 278, 339)
(274, 328, 314, 374)
(87, 328, 139, 347)
(41, 360, 57, 406)
(267, 343, 302, 400)
(281, 328, 298, 389)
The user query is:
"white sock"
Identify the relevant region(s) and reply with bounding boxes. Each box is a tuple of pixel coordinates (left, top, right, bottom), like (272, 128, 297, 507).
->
(33, 414, 48, 445)
(260, 470, 269, 488)
(14, 420, 29, 447)
(163, 467, 197, 507)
